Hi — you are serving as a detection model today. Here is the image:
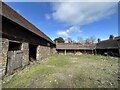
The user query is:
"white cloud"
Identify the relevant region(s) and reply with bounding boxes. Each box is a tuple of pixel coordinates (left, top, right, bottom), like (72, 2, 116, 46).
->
(52, 2, 117, 25)
(52, 2, 117, 38)
(57, 26, 81, 37)
(45, 14, 51, 20)
(57, 31, 69, 37)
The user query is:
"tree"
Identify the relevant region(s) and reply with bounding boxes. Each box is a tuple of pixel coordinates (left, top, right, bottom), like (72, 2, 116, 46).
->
(85, 38, 91, 44)
(66, 37, 73, 43)
(89, 36, 96, 44)
(77, 36, 84, 44)
(84, 36, 96, 44)
(54, 37, 65, 43)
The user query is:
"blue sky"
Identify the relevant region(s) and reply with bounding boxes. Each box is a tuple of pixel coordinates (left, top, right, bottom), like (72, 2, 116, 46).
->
(6, 2, 118, 41)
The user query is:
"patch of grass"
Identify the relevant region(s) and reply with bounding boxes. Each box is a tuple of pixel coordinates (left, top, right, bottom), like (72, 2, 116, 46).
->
(3, 64, 55, 88)
(3, 54, 118, 88)
(46, 55, 71, 67)
(38, 75, 69, 88)
(76, 54, 118, 61)
(3, 55, 71, 88)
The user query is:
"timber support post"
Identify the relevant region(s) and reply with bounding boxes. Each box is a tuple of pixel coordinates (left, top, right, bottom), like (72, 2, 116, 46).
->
(65, 49, 66, 55)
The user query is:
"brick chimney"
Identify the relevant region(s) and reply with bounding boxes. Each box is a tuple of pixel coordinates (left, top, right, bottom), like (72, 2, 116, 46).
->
(98, 38, 101, 43)
(109, 35, 114, 40)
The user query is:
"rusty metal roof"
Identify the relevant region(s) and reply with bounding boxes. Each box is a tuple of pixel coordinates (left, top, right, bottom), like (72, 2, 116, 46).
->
(56, 43, 96, 50)
(1, 2, 53, 43)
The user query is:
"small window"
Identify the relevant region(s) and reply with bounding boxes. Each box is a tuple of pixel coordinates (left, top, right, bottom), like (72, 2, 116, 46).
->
(8, 42, 22, 51)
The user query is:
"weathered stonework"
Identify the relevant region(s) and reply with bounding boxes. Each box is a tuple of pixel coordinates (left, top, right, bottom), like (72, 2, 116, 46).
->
(36, 45, 41, 60)
(2, 38, 9, 67)
(0, 38, 2, 67)
(21, 43, 29, 67)
(37, 45, 51, 60)
(51, 48, 57, 55)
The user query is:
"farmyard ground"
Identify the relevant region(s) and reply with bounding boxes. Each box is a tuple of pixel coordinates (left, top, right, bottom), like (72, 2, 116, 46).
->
(3, 54, 118, 88)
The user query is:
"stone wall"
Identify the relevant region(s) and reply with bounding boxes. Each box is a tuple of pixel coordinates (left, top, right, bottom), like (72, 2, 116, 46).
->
(0, 38, 2, 66)
(1, 38, 9, 76)
(37, 45, 51, 60)
(21, 43, 29, 67)
(51, 48, 57, 55)
(2, 38, 9, 67)
(1, 39, 56, 75)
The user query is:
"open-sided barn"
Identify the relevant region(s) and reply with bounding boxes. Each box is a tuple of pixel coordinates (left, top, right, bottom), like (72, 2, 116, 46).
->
(56, 43, 96, 55)
(56, 35, 120, 57)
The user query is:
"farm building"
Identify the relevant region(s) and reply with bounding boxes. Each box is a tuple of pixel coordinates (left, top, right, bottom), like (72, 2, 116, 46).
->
(56, 43, 96, 55)
(0, 2, 56, 75)
(96, 35, 120, 57)
(56, 35, 120, 57)
(0, 2, 119, 77)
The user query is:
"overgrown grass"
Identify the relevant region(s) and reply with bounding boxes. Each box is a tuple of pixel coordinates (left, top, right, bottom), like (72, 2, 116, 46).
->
(3, 64, 55, 88)
(3, 54, 118, 88)
(76, 54, 118, 61)
(46, 55, 71, 67)
(3, 55, 70, 88)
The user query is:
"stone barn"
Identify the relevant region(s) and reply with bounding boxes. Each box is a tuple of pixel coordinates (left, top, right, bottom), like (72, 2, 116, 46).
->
(0, 2, 56, 75)
(96, 35, 120, 57)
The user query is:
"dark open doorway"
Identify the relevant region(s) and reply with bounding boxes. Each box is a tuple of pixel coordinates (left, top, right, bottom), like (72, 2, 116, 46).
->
(29, 44, 37, 61)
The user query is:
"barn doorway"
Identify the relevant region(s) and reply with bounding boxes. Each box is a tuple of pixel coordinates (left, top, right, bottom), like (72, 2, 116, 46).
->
(6, 41, 22, 74)
(29, 44, 37, 61)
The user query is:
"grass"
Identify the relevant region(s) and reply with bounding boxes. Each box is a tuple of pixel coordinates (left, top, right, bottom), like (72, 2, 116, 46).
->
(3, 64, 55, 88)
(76, 54, 118, 60)
(46, 55, 70, 67)
(3, 54, 118, 88)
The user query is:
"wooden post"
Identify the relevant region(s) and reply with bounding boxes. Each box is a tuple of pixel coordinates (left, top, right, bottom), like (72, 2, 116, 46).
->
(92, 50, 94, 54)
(119, 48, 120, 57)
(65, 49, 66, 55)
(74, 50, 76, 54)
(95, 49, 97, 55)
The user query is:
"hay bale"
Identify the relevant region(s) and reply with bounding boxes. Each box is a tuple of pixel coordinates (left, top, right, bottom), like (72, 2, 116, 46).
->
(75, 52, 82, 55)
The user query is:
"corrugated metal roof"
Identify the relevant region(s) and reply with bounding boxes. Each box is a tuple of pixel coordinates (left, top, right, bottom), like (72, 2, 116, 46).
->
(1, 2, 53, 43)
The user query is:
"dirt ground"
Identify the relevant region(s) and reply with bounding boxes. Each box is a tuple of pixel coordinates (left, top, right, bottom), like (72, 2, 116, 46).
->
(3, 54, 119, 88)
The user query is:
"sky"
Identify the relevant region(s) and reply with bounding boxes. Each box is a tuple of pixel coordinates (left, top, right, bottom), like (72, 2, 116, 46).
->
(5, 2, 118, 42)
